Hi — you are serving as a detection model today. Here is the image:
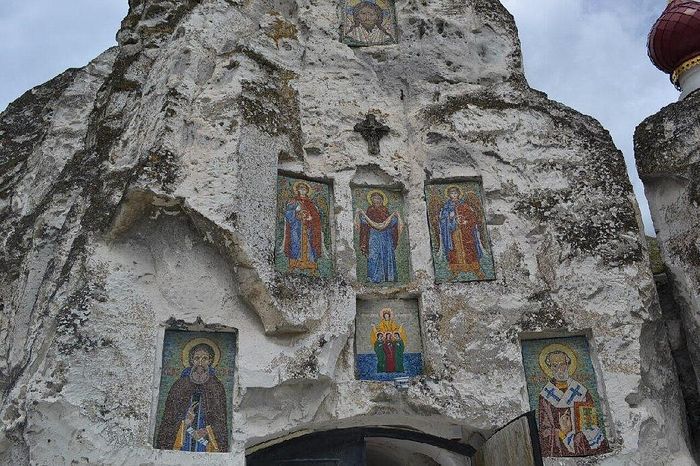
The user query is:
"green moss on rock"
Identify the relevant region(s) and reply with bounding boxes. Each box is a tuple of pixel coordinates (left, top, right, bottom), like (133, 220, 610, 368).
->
(647, 236, 666, 274)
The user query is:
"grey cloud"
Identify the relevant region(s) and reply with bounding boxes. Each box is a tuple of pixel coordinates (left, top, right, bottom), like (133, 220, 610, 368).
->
(0, 0, 126, 111)
(502, 0, 678, 235)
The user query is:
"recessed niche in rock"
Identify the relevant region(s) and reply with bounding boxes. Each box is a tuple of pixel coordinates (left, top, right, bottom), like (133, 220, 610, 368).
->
(154, 330, 236, 453)
(521, 335, 610, 458)
(355, 298, 423, 381)
(425, 180, 495, 283)
(341, 0, 398, 47)
(352, 186, 410, 286)
(275, 174, 334, 278)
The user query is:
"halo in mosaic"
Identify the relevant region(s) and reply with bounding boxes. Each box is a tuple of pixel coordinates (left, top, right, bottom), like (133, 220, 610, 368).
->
(154, 330, 236, 453)
(274, 175, 334, 278)
(355, 298, 423, 381)
(341, 0, 398, 47)
(521, 335, 611, 458)
(425, 180, 495, 283)
(352, 187, 411, 286)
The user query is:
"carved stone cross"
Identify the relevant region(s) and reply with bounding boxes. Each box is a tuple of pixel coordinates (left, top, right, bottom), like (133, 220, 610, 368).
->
(354, 113, 390, 155)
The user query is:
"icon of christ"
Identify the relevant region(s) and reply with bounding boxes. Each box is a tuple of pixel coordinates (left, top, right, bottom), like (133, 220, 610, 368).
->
(343, 0, 397, 46)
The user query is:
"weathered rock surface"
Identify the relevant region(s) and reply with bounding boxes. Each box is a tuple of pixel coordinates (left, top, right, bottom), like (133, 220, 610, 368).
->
(0, 0, 694, 464)
(636, 89, 700, 462)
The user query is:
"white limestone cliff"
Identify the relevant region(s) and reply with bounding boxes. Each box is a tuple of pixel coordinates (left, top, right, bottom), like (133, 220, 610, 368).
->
(0, 0, 695, 464)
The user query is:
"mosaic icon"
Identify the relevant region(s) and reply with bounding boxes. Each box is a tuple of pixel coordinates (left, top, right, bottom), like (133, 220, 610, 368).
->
(154, 330, 236, 453)
(425, 181, 495, 283)
(521, 336, 611, 457)
(355, 299, 422, 381)
(274, 175, 333, 278)
(341, 0, 398, 47)
(352, 187, 410, 285)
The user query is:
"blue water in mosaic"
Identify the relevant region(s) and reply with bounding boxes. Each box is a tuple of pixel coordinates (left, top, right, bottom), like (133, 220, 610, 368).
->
(356, 353, 422, 381)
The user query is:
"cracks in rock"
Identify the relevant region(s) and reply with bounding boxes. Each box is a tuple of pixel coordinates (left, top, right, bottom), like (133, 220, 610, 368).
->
(0, 16, 156, 432)
(482, 149, 512, 167)
(654, 273, 700, 461)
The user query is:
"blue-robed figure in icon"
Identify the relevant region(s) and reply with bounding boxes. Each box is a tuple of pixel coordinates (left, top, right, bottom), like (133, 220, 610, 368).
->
(355, 190, 404, 283)
(437, 186, 486, 280)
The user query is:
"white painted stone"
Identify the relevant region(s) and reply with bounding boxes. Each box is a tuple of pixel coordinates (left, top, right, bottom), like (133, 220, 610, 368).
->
(679, 65, 700, 100)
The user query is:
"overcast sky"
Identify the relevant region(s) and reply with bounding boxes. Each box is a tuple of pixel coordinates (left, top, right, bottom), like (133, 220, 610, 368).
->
(0, 0, 677, 234)
(501, 0, 678, 235)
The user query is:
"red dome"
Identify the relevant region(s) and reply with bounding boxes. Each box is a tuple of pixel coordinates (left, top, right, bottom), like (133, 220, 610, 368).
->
(648, 0, 700, 79)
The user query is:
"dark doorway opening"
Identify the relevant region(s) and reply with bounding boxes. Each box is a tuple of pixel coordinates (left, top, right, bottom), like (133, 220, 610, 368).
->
(246, 413, 542, 466)
(246, 426, 473, 466)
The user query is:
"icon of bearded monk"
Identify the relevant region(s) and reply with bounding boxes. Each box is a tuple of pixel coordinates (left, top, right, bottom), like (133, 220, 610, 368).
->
(156, 338, 228, 452)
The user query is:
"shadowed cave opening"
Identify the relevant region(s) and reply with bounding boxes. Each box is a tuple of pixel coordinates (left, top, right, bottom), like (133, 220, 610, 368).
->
(246, 427, 473, 466)
(246, 413, 542, 466)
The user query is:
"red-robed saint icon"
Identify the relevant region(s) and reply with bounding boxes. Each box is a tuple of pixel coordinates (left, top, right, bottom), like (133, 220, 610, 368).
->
(283, 181, 323, 273)
(437, 186, 486, 279)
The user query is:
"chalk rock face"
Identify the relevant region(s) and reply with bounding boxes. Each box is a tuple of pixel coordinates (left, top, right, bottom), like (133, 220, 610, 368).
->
(636, 90, 700, 442)
(0, 0, 694, 464)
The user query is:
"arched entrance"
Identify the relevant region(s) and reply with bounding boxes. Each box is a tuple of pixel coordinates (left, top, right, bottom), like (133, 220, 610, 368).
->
(246, 413, 542, 466)
(246, 426, 473, 465)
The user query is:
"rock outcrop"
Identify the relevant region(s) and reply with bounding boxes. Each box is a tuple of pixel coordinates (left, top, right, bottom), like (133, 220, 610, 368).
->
(636, 89, 700, 461)
(0, 0, 694, 464)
